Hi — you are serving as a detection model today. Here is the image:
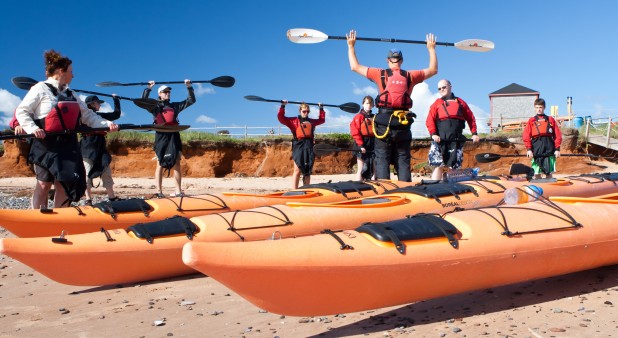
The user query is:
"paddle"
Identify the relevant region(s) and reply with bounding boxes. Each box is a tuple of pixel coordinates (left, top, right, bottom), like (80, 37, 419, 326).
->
(132, 98, 159, 110)
(314, 143, 362, 156)
(0, 124, 190, 141)
(245, 95, 360, 114)
(475, 152, 616, 164)
(96, 76, 236, 88)
(287, 28, 495, 52)
(12, 76, 144, 102)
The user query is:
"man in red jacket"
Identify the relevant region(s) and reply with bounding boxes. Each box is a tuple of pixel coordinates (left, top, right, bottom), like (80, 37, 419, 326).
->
(522, 98, 562, 179)
(426, 79, 479, 180)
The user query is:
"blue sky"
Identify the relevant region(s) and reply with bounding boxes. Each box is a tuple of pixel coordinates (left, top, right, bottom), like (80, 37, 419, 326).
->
(1, 1, 616, 137)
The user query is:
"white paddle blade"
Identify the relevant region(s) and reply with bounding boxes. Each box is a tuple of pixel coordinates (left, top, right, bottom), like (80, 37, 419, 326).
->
(454, 39, 495, 52)
(287, 28, 329, 44)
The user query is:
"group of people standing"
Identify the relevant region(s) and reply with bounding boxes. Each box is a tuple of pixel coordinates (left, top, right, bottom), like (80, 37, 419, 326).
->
(11, 49, 195, 209)
(281, 29, 562, 186)
(11, 36, 563, 207)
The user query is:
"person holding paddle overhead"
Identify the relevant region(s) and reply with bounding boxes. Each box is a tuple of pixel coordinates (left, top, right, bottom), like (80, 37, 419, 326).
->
(347, 30, 438, 181)
(80, 95, 122, 206)
(15, 49, 119, 209)
(142, 80, 195, 197)
(522, 98, 562, 179)
(426, 79, 479, 180)
(278, 101, 325, 189)
(350, 95, 376, 181)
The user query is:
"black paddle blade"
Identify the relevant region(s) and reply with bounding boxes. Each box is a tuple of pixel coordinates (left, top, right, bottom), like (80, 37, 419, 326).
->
(338, 102, 361, 114)
(96, 81, 125, 87)
(244, 95, 266, 101)
(209, 76, 235, 88)
(133, 98, 158, 110)
(11, 77, 38, 90)
(313, 144, 340, 156)
(475, 153, 501, 163)
(509, 163, 534, 178)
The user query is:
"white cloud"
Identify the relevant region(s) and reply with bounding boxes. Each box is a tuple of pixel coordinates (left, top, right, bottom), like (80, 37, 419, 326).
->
(196, 115, 217, 124)
(352, 82, 378, 97)
(0, 88, 22, 126)
(194, 83, 215, 96)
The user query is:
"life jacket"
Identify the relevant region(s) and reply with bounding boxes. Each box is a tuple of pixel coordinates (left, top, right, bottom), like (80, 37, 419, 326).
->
(437, 99, 465, 121)
(530, 115, 555, 138)
(154, 106, 179, 125)
(35, 84, 81, 132)
(294, 119, 314, 139)
(9, 109, 19, 129)
(375, 69, 412, 110)
(360, 114, 374, 137)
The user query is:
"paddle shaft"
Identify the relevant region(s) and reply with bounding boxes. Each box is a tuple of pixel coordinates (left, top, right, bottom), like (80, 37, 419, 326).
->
(327, 34, 454, 47)
(258, 98, 335, 109)
(72, 88, 132, 101)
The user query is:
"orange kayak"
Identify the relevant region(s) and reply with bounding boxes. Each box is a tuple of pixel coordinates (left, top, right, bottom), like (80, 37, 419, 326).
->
(182, 193, 618, 316)
(1, 173, 616, 286)
(1, 180, 407, 238)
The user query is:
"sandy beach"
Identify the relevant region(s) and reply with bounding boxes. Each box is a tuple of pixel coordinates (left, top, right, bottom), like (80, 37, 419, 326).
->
(1, 173, 618, 337)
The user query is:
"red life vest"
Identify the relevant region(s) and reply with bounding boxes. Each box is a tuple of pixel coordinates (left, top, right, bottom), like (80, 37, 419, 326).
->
(295, 120, 314, 139)
(155, 107, 179, 125)
(530, 115, 554, 138)
(437, 99, 465, 121)
(35, 86, 81, 132)
(360, 116, 374, 137)
(9, 109, 19, 129)
(375, 69, 412, 109)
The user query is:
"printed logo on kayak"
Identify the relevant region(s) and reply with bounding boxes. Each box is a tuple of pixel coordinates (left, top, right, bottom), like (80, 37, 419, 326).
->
(441, 199, 478, 208)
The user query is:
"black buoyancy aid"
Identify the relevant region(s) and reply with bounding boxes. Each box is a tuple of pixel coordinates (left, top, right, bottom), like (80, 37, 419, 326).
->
(35, 84, 81, 132)
(530, 115, 555, 138)
(437, 99, 465, 121)
(360, 114, 374, 137)
(375, 69, 412, 110)
(294, 118, 314, 139)
(155, 106, 179, 125)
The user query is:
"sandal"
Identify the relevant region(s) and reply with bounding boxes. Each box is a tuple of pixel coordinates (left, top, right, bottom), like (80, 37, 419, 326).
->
(170, 192, 186, 197)
(154, 193, 165, 198)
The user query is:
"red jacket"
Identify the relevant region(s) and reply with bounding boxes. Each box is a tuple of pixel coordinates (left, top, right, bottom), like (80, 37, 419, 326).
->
(349, 111, 374, 147)
(522, 114, 562, 150)
(278, 106, 325, 138)
(426, 97, 477, 136)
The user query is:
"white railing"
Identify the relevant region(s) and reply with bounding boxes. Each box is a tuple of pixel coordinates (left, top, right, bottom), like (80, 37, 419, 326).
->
(188, 118, 494, 139)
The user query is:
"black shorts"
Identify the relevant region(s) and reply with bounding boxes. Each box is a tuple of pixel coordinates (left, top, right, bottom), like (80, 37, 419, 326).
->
(34, 164, 54, 182)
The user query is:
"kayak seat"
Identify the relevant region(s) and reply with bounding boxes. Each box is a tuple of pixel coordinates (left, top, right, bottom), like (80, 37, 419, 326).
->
(127, 215, 198, 244)
(298, 181, 378, 198)
(94, 198, 153, 218)
(357, 214, 459, 254)
(387, 183, 476, 200)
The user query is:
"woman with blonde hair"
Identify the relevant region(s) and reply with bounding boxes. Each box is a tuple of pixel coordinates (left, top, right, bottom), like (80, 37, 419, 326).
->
(278, 101, 326, 188)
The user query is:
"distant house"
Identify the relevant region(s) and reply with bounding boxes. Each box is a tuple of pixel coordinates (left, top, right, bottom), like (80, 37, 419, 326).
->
(489, 83, 539, 132)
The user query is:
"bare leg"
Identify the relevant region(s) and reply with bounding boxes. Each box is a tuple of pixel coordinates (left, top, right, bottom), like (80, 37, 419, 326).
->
(173, 160, 182, 195)
(292, 163, 302, 189)
(431, 166, 445, 181)
(53, 182, 69, 208)
(105, 186, 116, 199)
(302, 174, 311, 186)
(355, 157, 365, 181)
(32, 180, 52, 209)
(155, 163, 164, 194)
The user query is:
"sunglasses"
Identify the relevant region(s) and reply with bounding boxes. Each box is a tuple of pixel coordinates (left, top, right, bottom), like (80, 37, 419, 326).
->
(438, 86, 449, 90)
(301, 110, 310, 113)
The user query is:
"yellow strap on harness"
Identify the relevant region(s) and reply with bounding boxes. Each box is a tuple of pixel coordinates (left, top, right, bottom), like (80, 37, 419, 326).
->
(372, 110, 410, 139)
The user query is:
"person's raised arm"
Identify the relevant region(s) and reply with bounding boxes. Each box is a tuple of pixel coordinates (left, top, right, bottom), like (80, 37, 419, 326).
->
(142, 80, 155, 99)
(347, 30, 368, 77)
(422, 33, 438, 80)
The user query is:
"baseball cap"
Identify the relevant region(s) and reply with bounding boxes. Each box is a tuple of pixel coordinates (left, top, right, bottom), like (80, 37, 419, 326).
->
(85, 95, 104, 105)
(158, 85, 172, 93)
(387, 49, 403, 59)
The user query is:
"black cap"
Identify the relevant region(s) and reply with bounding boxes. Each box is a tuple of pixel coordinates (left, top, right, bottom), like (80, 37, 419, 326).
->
(85, 95, 104, 105)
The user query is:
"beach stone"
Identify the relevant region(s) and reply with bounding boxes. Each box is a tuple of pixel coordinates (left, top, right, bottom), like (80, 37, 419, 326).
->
(180, 300, 195, 306)
(549, 327, 566, 332)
